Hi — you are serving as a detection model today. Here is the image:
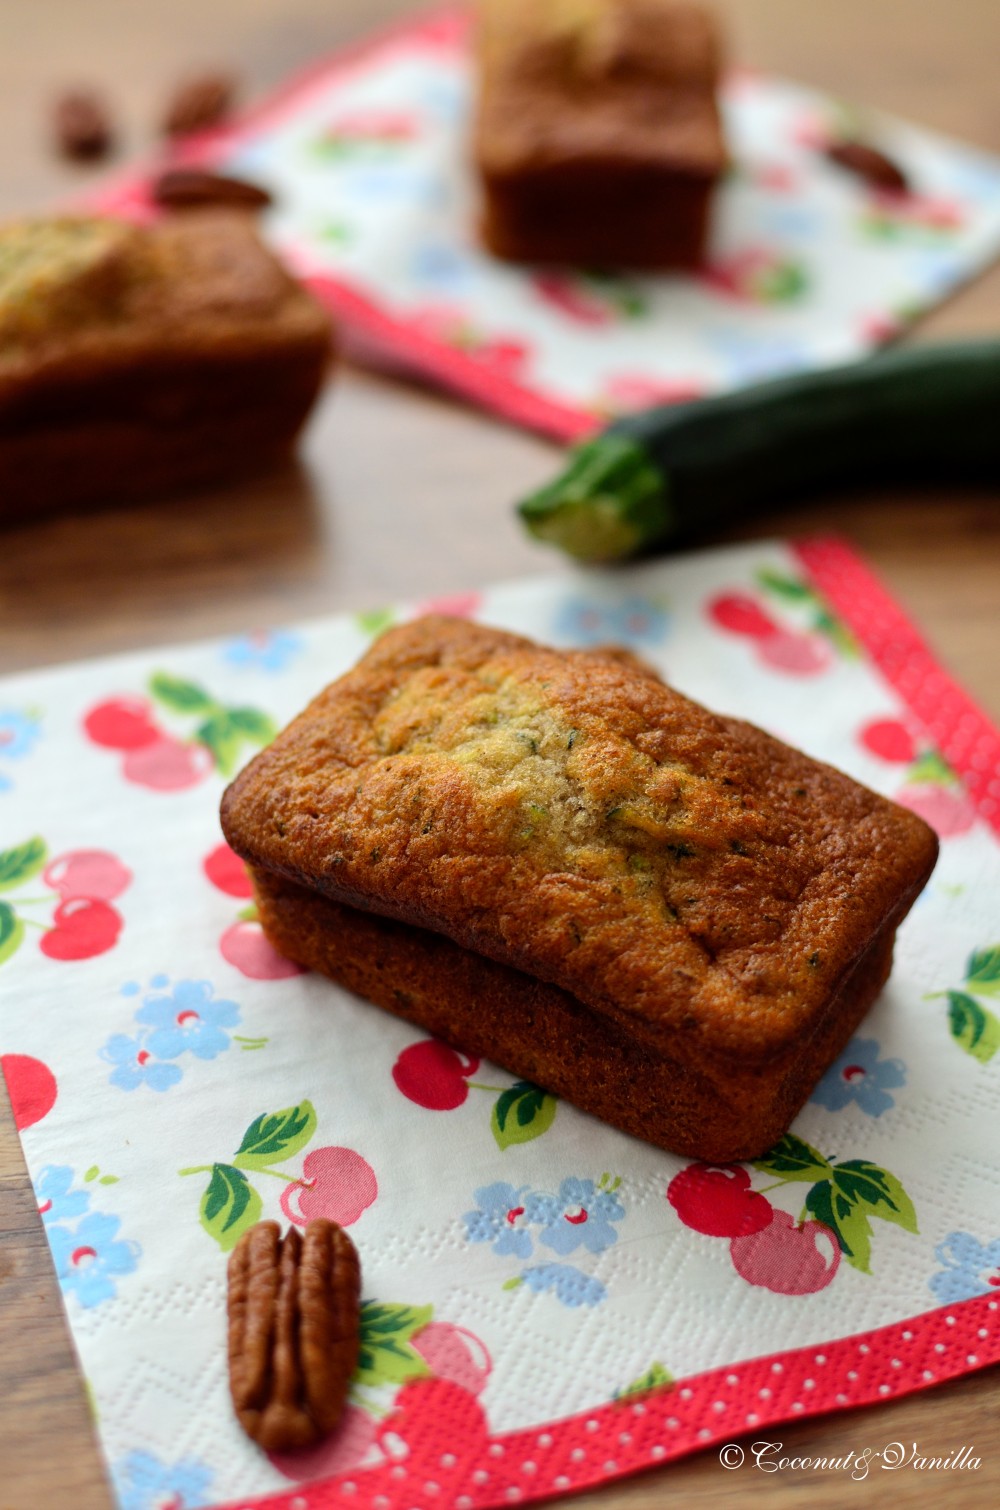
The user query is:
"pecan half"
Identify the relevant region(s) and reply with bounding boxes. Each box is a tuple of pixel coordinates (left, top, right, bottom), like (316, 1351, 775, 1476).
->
(163, 73, 237, 137)
(227, 1219, 361, 1452)
(824, 138, 909, 194)
(53, 91, 114, 161)
(152, 168, 272, 211)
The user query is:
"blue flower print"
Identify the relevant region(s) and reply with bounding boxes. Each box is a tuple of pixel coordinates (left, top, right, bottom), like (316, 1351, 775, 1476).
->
(929, 1231, 1000, 1306)
(464, 1182, 534, 1259)
(49, 1212, 140, 1308)
(222, 628, 303, 673)
(135, 979, 240, 1061)
(100, 1033, 184, 1092)
(35, 1165, 90, 1226)
(0, 707, 41, 789)
(529, 1177, 625, 1257)
(554, 595, 669, 649)
(810, 1036, 906, 1117)
(112, 1448, 213, 1510)
(519, 1263, 607, 1308)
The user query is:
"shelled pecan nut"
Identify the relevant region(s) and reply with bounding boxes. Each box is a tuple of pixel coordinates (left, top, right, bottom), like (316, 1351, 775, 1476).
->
(152, 168, 272, 211)
(163, 73, 236, 137)
(227, 1219, 361, 1452)
(53, 91, 114, 160)
(824, 138, 909, 194)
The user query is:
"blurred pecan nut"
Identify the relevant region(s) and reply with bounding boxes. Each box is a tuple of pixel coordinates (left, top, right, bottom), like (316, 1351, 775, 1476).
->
(152, 168, 272, 211)
(163, 73, 236, 137)
(227, 1220, 361, 1451)
(825, 138, 909, 194)
(53, 91, 114, 160)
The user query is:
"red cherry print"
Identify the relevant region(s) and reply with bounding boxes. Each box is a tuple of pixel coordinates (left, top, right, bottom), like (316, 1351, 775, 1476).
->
(122, 736, 214, 791)
(708, 592, 778, 640)
(757, 630, 832, 674)
(860, 718, 917, 764)
(267, 1405, 378, 1482)
(730, 1208, 841, 1294)
(280, 1147, 377, 1228)
(391, 1040, 480, 1110)
(667, 1163, 773, 1239)
(203, 842, 254, 898)
(219, 920, 303, 979)
(44, 850, 132, 902)
(83, 696, 160, 750)
(40, 899, 122, 960)
(532, 273, 611, 326)
(897, 784, 976, 838)
(1, 1054, 57, 1130)
(410, 1322, 493, 1397)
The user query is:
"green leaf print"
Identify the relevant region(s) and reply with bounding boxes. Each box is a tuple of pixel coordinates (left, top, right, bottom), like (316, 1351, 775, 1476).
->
(831, 1161, 918, 1235)
(356, 607, 396, 638)
(491, 1082, 558, 1151)
(756, 569, 814, 605)
(233, 1101, 317, 1171)
(908, 749, 957, 786)
(947, 990, 1000, 1064)
(227, 707, 277, 743)
(199, 1163, 262, 1251)
(354, 1302, 433, 1389)
(614, 1361, 674, 1401)
(752, 1132, 832, 1185)
(149, 672, 217, 715)
(0, 900, 25, 965)
(965, 946, 1000, 997)
(805, 1180, 873, 1274)
(0, 836, 47, 892)
(803, 1157, 917, 1275)
(195, 714, 244, 777)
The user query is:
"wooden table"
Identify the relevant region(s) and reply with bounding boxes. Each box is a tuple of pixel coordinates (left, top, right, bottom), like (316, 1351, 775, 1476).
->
(1, 2, 998, 1506)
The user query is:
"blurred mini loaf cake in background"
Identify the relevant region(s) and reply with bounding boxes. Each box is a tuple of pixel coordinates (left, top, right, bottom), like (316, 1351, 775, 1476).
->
(0, 212, 333, 519)
(473, 0, 727, 269)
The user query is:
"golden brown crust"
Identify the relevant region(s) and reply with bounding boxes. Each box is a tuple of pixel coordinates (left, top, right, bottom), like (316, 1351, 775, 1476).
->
(221, 615, 938, 1069)
(0, 212, 333, 517)
(473, 0, 727, 267)
(252, 869, 897, 1162)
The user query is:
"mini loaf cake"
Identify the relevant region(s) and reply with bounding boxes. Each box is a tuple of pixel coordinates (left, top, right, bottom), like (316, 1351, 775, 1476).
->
(474, 0, 727, 269)
(220, 617, 938, 1161)
(0, 212, 333, 518)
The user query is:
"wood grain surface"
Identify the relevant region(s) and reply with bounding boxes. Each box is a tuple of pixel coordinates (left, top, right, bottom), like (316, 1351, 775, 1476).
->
(1, 3, 999, 1508)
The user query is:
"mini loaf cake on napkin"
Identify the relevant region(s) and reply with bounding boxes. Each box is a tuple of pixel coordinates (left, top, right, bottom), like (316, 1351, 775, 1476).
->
(221, 617, 938, 1161)
(0, 212, 333, 518)
(474, 0, 727, 268)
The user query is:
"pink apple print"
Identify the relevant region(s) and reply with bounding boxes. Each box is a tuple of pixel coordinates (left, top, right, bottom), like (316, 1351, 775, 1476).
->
(667, 1164, 773, 1239)
(708, 592, 779, 640)
(1, 1054, 57, 1130)
(730, 1208, 841, 1294)
(203, 841, 254, 898)
(392, 1040, 480, 1110)
(411, 1322, 492, 1397)
(897, 783, 976, 838)
(43, 850, 132, 902)
(40, 898, 122, 960)
(268, 1404, 378, 1482)
(122, 735, 214, 791)
(220, 919, 304, 979)
(83, 696, 160, 750)
(280, 1146, 377, 1227)
(757, 630, 832, 675)
(860, 718, 917, 764)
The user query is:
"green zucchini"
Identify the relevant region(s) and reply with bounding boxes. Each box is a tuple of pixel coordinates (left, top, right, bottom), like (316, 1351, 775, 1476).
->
(517, 340, 1000, 562)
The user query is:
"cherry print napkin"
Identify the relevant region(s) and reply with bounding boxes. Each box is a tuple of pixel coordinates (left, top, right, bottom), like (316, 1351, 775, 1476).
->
(87, 6, 1000, 439)
(2, 536, 1000, 1510)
